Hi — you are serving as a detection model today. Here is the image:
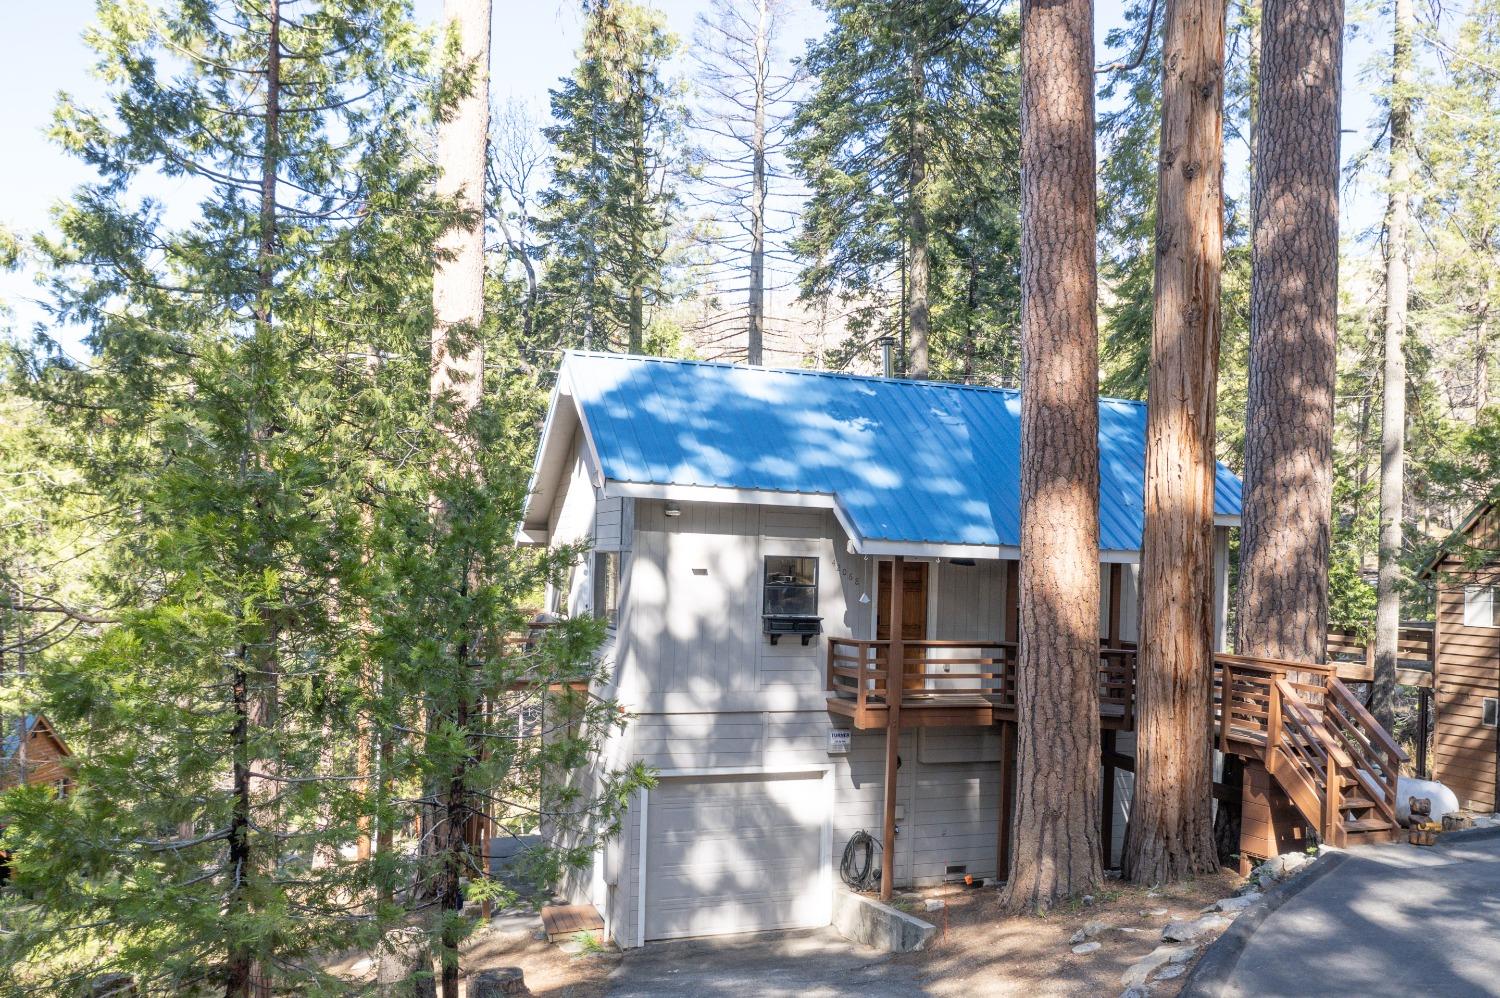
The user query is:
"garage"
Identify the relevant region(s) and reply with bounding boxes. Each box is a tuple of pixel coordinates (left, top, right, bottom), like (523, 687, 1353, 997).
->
(642, 769, 831, 942)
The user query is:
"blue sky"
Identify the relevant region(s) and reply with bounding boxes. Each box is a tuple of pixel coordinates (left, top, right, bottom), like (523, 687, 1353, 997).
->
(0, 0, 1383, 352)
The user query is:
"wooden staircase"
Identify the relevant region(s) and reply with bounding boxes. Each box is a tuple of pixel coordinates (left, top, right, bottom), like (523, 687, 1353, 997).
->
(1215, 655, 1406, 864)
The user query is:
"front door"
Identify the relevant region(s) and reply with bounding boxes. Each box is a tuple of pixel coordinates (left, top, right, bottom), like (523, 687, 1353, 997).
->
(877, 560, 929, 690)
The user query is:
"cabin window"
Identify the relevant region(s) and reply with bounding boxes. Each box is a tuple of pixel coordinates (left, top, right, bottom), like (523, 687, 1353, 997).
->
(593, 551, 620, 628)
(764, 556, 818, 617)
(1464, 585, 1499, 628)
(1485, 699, 1498, 729)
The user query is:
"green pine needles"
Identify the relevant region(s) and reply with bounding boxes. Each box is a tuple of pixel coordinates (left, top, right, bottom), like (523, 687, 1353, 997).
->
(0, 1, 647, 993)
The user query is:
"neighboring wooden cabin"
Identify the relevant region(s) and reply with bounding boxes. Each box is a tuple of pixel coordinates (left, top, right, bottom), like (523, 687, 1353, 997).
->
(1419, 500, 1500, 812)
(0, 714, 74, 797)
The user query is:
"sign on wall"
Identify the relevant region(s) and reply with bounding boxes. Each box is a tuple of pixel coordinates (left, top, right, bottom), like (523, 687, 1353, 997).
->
(827, 729, 851, 755)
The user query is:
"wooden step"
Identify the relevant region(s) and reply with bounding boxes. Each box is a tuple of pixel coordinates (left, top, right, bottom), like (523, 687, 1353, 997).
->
(1342, 817, 1394, 833)
(541, 903, 605, 943)
(1340, 796, 1378, 810)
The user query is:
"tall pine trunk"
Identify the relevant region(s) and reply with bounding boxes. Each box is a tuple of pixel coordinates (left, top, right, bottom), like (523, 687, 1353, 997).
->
(229, 4, 284, 992)
(906, 34, 931, 379)
(1373, 0, 1413, 731)
(1123, 0, 1226, 885)
(430, 0, 491, 994)
(1238, 0, 1342, 663)
(1004, 0, 1102, 912)
(747, 0, 769, 366)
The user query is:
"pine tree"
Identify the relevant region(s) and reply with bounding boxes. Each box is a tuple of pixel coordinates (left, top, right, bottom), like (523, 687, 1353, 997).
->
(1004, 0, 1103, 912)
(790, 0, 1020, 380)
(537, 1, 688, 355)
(0, 2, 647, 990)
(1238, 0, 1344, 663)
(1372, 0, 1415, 731)
(1, 3, 441, 989)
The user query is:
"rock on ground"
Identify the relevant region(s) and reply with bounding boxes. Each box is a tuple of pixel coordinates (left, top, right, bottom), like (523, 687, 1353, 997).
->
(1161, 914, 1230, 943)
(1070, 920, 1112, 944)
(1121, 944, 1198, 987)
(1209, 892, 1262, 914)
(1072, 942, 1102, 955)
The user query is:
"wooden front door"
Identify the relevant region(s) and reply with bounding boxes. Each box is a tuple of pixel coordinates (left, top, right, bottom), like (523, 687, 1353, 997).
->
(877, 560, 929, 691)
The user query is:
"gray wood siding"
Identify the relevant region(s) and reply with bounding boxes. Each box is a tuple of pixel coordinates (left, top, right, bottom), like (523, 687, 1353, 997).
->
(617, 501, 869, 710)
(593, 496, 632, 552)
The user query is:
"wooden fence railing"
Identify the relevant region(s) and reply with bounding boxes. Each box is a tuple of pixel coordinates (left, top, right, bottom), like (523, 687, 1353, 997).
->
(828, 638, 1136, 720)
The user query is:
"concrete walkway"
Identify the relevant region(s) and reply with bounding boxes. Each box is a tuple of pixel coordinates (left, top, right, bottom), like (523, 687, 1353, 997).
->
(606, 927, 926, 997)
(1221, 834, 1500, 997)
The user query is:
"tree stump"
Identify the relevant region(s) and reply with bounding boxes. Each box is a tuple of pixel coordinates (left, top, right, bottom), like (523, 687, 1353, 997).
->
(472, 968, 531, 997)
(377, 927, 436, 998)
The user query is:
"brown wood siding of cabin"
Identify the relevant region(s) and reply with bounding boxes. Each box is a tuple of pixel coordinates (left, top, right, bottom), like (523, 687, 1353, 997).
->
(0, 724, 72, 795)
(1432, 548, 1500, 812)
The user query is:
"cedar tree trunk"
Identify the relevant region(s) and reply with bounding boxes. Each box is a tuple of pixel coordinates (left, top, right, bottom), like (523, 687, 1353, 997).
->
(1123, 0, 1227, 885)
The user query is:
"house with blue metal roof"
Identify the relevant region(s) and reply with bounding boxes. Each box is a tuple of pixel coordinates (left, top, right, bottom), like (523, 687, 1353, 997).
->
(521, 351, 1243, 949)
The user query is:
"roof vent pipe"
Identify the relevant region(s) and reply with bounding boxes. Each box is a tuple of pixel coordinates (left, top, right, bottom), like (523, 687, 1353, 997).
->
(879, 337, 896, 379)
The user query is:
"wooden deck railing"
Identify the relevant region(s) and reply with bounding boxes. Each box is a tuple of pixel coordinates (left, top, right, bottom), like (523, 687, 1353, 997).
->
(827, 637, 1135, 720)
(1212, 653, 1406, 845)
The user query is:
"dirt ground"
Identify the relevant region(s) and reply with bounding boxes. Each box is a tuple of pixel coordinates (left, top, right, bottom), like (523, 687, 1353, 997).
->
(323, 910, 622, 998)
(458, 918, 620, 998)
(440, 869, 1242, 997)
(894, 870, 1243, 997)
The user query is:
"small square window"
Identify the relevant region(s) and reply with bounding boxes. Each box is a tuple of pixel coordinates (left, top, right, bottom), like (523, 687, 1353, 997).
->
(764, 556, 818, 617)
(593, 551, 620, 629)
(1484, 699, 1498, 729)
(1464, 586, 1499, 628)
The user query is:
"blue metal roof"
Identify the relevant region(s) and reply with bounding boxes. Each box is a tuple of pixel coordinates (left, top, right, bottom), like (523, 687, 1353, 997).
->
(559, 351, 1243, 552)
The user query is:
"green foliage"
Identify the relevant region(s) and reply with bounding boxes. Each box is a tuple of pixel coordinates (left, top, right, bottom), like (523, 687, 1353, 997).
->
(536, 1, 690, 355)
(789, 0, 1021, 379)
(0, 1, 648, 991)
(1095, 0, 1253, 467)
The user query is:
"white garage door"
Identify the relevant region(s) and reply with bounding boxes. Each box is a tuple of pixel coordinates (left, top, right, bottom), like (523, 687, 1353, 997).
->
(644, 771, 828, 941)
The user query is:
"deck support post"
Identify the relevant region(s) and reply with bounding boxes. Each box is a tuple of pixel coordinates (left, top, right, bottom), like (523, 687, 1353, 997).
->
(1416, 686, 1429, 779)
(998, 720, 1016, 880)
(880, 556, 906, 900)
(1101, 728, 1117, 868)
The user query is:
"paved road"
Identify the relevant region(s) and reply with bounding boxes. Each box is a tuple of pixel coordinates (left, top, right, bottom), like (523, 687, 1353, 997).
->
(606, 927, 926, 997)
(1224, 834, 1500, 997)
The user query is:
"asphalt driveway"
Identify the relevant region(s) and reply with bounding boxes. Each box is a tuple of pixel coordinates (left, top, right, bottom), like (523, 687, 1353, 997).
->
(606, 927, 927, 997)
(1212, 832, 1500, 997)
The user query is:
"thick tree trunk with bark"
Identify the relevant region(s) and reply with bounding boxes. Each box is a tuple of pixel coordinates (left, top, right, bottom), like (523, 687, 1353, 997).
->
(1237, 0, 1343, 663)
(1123, 0, 1226, 885)
(1373, 0, 1413, 732)
(430, 1, 491, 995)
(1003, 0, 1102, 913)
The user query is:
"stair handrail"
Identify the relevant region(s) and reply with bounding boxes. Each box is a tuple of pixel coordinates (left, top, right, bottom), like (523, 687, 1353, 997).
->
(1322, 677, 1406, 827)
(1273, 678, 1356, 842)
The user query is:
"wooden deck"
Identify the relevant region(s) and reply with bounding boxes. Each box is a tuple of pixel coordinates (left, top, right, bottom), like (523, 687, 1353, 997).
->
(541, 903, 605, 942)
(825, 637, 1137, 730)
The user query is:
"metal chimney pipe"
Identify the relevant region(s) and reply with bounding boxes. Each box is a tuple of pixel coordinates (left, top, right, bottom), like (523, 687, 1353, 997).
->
(879, 337, 895, 378)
